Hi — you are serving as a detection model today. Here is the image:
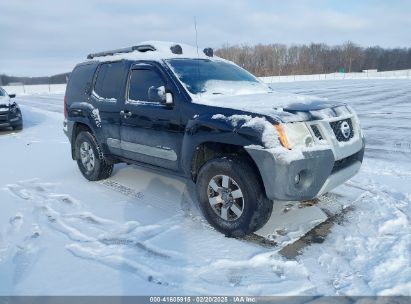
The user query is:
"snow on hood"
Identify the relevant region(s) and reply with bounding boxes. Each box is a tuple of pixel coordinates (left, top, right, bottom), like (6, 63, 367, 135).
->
(0, 95, 10, 106)
(202, 80, 270, 96)
(192, 91, 344, 122)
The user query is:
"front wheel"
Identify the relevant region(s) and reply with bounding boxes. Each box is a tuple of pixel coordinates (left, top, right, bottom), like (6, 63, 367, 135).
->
(196, 157, 272, 237)
(12, 124, 23, 131)
(74, 131, 113, 181)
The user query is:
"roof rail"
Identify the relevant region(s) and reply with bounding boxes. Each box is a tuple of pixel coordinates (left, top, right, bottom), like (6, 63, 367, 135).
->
(87, 44, 156, 59)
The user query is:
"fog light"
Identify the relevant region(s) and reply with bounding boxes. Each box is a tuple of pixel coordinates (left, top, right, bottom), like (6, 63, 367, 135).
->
(294, 173, 301, 184)
(305, 135, 314, 147)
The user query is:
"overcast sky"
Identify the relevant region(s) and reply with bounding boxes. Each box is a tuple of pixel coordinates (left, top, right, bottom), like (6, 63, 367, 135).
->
(1, 0, 410, 76)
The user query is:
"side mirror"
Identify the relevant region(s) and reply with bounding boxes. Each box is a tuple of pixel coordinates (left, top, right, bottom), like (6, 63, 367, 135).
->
(148, 86, 173, 105)
(9, 94, 16, 98)
(165, 92, 173, 105)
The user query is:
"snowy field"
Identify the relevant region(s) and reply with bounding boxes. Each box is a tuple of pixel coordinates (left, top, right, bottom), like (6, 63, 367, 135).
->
(260, 69, 411, 83)
(0, 79, 410, 296)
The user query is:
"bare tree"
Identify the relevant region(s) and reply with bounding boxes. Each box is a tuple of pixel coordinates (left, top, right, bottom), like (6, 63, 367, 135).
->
(215, 42, 411, 77)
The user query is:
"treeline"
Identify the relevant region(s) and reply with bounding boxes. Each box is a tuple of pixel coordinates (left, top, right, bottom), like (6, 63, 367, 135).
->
(0, 73, 70, 86)
(1, 42, 411, 84)
(215, 41, 411, 77)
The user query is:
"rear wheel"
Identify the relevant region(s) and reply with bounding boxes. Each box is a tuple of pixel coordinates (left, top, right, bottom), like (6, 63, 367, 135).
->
(75, 131, 113, 181)
(196, 157, 272, 237)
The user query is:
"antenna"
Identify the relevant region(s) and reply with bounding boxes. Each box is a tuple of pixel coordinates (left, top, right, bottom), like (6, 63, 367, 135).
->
(194, 16, 199, 57)
(194, 16, 201, 86)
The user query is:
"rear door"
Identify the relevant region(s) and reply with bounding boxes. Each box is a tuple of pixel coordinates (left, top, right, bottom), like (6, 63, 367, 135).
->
(90, 61, 128, 156)
(119, 62, 184, 171)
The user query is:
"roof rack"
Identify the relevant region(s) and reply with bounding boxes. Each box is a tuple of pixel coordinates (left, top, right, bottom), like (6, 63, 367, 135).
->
(87, 44, 156, 59)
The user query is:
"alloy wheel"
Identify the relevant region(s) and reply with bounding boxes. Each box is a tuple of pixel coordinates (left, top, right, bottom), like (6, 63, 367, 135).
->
(79, 141, 95, 172)
(207, 175, 244, 221)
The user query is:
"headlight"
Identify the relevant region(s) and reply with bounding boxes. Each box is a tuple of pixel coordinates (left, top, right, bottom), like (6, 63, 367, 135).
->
(275, 122, 314, 149)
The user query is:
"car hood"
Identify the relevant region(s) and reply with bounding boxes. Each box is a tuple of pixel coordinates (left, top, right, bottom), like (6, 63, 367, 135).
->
(193, 91, 345, 122)
(0, 96, 10, 106)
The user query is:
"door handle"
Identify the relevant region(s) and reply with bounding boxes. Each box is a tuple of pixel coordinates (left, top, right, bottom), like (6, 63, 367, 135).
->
(120, 110, 132, 118)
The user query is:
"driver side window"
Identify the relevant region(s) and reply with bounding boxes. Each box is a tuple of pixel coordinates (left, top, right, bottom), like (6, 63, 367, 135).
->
(128, 68, 165, 103)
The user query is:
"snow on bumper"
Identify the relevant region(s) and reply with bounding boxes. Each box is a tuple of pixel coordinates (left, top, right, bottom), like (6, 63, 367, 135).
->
(245, 141, 365, 201)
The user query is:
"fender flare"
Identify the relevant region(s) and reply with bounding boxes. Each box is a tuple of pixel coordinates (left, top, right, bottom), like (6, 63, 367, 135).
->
(180, 114, 265, 178)
(68, 102, 106, 158)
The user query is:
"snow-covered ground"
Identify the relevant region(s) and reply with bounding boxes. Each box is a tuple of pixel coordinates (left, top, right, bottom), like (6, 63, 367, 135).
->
(260, 69, 411, 83)
(0, 79, 410, 296)
(2, 84, 66, 95)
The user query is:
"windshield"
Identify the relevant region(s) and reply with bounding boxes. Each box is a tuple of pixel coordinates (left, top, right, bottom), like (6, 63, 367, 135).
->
(0, 88, 5, 97)
(166, 59, 271, 96)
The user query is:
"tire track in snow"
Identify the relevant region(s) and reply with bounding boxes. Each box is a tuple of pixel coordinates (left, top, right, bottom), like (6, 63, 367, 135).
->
(4, 179, 186, 287)
(299, 179, 411, 295)
(0, 209, 43, 286)
(11, 226, 42, 284)
(2, 178, 316, 293)
(6, 182, 92, 242)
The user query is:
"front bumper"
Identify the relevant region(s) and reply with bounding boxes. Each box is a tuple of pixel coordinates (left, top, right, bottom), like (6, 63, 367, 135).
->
(245, 141, 365, 201)
(0, 111, 22, 129)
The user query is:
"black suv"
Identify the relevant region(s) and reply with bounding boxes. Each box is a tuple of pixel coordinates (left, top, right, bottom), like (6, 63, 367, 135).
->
(0, 87, 23, 131)
(64, 41, 365, 236)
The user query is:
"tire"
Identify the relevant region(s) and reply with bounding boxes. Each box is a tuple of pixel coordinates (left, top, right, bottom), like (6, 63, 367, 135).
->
(13, 124, 23, 131)
(196, 156, 273, 237)
(74, 131, 113, 181)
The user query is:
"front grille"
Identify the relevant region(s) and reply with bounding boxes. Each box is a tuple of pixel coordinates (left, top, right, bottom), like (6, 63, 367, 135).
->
(0, 114, 8, 122)
(310, 125, 323, 140)
(329, 119, 354, 142)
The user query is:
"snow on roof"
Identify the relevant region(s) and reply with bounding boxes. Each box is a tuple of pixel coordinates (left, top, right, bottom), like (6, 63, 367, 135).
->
(87, 41, 215, 62)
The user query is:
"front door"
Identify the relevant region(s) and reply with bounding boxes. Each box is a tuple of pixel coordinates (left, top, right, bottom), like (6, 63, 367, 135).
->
(120, 62, 184, 171)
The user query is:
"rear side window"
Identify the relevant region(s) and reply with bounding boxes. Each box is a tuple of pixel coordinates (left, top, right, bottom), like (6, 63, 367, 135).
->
(128, 69, 165, 102)
(66, 63, 97, 102)
(94, 62, 125, 101)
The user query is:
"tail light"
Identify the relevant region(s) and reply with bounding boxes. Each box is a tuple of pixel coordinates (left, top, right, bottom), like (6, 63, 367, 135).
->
(64, 95, 67, 118)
